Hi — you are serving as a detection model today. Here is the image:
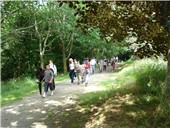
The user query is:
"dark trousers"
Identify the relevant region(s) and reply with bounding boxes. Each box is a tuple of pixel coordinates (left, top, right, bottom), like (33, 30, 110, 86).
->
(38, 83, 42, 95)
(69, 69, 75, 83)
(53, 75, 55, 90)
(44, 82, 53, 93)
(38, 78, 43, 95)
(103, 65, 106, 70)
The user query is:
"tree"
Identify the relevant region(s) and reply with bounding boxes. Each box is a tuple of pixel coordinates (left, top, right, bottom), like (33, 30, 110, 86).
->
(47, 2, 78, 73)
(33, 4, 55, 69)
(1, 1, 39, 79)
(154, 2, 170, 97)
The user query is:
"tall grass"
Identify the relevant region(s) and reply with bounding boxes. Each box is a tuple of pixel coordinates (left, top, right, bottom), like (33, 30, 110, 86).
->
(118, 57, 167, 96)
(117, 57, 170, 127)
(134, 58, 166, 95)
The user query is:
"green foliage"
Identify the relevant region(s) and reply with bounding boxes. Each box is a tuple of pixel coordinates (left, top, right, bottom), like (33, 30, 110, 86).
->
(134, 58, 166, 95)
(116, 58, 170, 127)
(118, 57, 167, 96)
(1, 1, 132, 81)
(71, 1, 169, 58)
(1, 2, 39, 80)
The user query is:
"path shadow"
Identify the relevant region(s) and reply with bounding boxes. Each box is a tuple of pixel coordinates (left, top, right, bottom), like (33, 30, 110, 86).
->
(44, 93, 170, 128)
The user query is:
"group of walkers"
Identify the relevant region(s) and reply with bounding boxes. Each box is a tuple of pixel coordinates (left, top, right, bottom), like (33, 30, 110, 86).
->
(68, 58, 96, 86)
(36, 56, 116, 98)
(36, 60, 57, 98)
(98, 57, 116, 72)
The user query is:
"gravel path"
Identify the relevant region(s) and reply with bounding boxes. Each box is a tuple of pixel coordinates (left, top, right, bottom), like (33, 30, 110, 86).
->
(1, 66, 116, 128)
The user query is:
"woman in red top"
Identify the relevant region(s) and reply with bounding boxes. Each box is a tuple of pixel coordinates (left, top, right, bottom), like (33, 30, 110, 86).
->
(84, 58, 91, 87)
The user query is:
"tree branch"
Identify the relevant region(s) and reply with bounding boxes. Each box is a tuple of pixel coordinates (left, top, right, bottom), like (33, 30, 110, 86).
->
(1, 7, 23, 23)
(15, 21, 42, 32)
(66, 37, 74, 60)
(66, 31, 74, 50)
(42, 28, 51, 54)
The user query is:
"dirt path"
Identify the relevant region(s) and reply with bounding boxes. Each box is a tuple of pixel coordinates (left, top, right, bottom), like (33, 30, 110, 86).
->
(1, 66, 116, 128)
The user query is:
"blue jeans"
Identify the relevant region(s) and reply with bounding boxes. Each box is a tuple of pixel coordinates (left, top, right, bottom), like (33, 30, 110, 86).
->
(44, 82, 53, 93)
(91, 65, 95, 74)
(69, 70, 75, 83)
(84, 69, 90, 83)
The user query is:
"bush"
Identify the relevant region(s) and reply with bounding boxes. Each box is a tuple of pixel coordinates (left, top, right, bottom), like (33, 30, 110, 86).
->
(117, 57, 169, 127)
(134, 57, 166, 95)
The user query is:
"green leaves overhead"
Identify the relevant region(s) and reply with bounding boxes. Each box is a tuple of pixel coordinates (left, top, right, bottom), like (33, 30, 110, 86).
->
(3, 1, 163, 80)
(65, 1, 169, 58)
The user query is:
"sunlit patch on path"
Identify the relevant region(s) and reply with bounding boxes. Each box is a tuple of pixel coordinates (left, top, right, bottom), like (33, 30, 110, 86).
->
(84, 85, 107, 93)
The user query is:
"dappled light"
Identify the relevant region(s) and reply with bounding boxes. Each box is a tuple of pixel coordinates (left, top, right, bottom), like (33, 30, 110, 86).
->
(29, 109, 41, 113)
(26, 116, 34, 120)
(11, 121, 18, 127)
(44, 100, 62, 106)
(31, 122, 48, 128)
(3, 96, 17, 102)
(126, 111, 138, 118)
(6, 108, 21, 115)
(84, 85, 106, 93)
(1, 0, 170, 127)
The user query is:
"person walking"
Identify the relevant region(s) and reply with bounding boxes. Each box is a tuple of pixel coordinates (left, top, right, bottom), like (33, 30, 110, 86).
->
(111, 59, 116, 71)
(69, 58, 75, 84)
(41, 65, 54, 98)
(73, 59, 78, 78)
(49, 60, 57, 90)
(90, 58, 96, 74)
(99, 59, 103, 73)
(103, 59, 107, 71)
(36, 68, 44, 95)
(84, 58, 91, 87)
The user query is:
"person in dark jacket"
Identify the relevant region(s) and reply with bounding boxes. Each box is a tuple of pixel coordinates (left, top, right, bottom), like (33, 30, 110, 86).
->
(36, 68, 44, 95)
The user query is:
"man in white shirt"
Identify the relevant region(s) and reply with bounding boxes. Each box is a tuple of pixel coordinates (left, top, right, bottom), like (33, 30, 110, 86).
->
(49, 60, 57, 90)
(90, 58, 96, 74)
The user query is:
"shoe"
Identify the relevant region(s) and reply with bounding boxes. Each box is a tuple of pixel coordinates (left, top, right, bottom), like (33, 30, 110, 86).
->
(85, 82, 88, 87)
(42, 93, 46, 98)
(51, 91, 54, 96)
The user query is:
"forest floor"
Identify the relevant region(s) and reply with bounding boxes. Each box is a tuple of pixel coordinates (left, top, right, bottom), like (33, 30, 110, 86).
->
(1, 65, 117, 128)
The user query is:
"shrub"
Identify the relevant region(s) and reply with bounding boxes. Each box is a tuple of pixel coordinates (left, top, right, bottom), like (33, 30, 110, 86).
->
(134, 57, 166, 95)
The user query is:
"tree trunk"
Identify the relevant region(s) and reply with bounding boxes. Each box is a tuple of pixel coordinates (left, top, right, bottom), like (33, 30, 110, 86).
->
(40, 53, 44, 69)
(61, 39, 67, 73)
(157, 2, 170, 97)
(60, 15, 67, 73)
(63, 54, 67, 74)
(166, 32, 170, 97)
